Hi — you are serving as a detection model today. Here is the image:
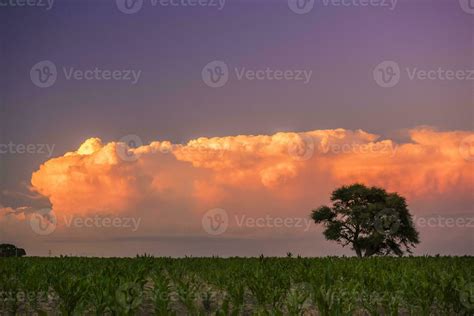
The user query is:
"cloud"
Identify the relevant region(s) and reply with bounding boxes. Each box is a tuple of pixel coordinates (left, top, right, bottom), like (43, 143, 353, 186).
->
(327, 128, 474, 198)
(1, 127, 472, 256)
(28, 128, 473, 219)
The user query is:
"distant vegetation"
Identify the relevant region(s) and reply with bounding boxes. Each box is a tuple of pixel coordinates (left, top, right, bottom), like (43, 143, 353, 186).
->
(1, 256, 473, 315)
(0, 244, 26, 257)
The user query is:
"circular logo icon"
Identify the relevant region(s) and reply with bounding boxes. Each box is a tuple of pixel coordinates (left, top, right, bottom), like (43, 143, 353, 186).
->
(460, 282, 474, 310)
(115, 282, 143, 310)
(116, 0, 143, 14)
(288, 0, 315, 14)
(374, 208, 400, 235)
(459, 0, 474, 14)
(30, 208, 57, 235)
(202, 60, 229, 88)
(288, 133, 315, 161)
(202, 208, 229, 235)
(459, 135, 474, 162)
(373, 61, 400, 88)
(116, 135, 143, 162)
(159, 144, 172, 154)
(30, 60, 57, 88)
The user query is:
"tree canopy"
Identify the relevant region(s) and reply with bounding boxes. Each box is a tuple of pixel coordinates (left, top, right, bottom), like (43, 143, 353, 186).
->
(311, 184, 419, 257)
(0, 244, 26, 257)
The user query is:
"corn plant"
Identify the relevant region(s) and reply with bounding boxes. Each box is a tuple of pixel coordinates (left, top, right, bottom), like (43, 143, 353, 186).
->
(150, 271, 174, 316)
(0, 255, 473, 315)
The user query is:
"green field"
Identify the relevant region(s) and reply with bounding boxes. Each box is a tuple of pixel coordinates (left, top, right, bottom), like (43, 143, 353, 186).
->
(1, 256, 473, 315)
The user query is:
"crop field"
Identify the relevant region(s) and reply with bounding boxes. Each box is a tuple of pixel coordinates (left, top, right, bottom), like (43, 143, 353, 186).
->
(0, 256, 473, 315)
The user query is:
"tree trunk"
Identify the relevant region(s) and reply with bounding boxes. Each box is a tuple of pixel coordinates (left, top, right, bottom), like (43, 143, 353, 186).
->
(353, 226, 362, 258)
(354, 246, 362, 258)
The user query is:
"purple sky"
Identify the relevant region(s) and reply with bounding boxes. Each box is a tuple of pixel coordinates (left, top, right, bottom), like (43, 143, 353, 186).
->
(0, 0, 472, 256)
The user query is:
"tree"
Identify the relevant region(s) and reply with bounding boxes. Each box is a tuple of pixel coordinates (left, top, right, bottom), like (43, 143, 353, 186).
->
(311, 184, 419, 257)
(0, 244, 26, 257)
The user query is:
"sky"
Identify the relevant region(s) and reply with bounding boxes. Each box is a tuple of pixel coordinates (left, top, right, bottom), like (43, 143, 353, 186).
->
(0, 0, 473, 257)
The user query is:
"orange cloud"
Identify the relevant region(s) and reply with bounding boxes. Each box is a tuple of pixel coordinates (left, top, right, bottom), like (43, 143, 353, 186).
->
(30, 128, 473, 219)
(329, 128, 473, 198)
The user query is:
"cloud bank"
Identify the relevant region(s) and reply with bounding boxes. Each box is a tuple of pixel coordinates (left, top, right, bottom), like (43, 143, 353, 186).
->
(1, 127, 472, 256)
(31, 127, 473, 216)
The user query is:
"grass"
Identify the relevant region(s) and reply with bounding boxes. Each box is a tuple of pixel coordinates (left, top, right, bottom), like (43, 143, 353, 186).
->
(0, 256, 473, 315)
